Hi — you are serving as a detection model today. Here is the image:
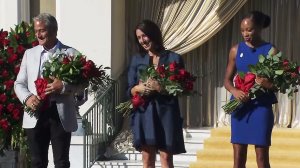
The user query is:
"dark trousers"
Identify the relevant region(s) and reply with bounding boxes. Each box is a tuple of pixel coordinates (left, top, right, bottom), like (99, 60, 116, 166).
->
(25, 103, 71, 168)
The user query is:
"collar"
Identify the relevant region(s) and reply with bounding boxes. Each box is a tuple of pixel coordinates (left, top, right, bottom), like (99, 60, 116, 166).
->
(41, 40, 62, 54)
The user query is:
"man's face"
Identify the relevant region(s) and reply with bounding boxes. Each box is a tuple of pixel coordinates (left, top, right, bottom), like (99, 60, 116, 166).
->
(34, 20, 56, 49)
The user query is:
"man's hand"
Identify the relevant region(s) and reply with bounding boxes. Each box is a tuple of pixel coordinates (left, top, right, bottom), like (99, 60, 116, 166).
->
(26, 95, 41, 111)
(45, 77, 63, 95)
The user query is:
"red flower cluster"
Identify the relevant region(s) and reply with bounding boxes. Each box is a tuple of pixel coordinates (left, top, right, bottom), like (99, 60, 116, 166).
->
(41, 51, 111, 94)
(34, 78, 49, 100)
(234, 73, 256, 94)
(131, 94, 145, 108)
(154, 61, 196, 95)
(117, 61, 196, 116)
(0, 22, 37, 152)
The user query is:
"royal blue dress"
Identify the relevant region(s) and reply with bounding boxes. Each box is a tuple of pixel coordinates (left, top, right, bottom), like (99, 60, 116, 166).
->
(231, 42, 277, 146)
(127, 50, 186, 154)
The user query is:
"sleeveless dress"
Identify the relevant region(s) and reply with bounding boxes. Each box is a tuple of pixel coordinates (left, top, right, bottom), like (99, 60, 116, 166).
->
(231, 42, 277, 146)
(127, 50, 186, 154)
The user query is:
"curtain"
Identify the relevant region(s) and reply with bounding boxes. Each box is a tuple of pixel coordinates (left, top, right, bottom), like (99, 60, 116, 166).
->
(161, 0, 247, 54)
(202, 0, 300, 128)
(125, 0, 247, 58)
(124, 0, 300, 128)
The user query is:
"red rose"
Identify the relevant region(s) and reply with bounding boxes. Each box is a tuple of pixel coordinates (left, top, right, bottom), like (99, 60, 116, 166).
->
(6, 103, 15, 112)
(63, 57, 70, 64)
(185, 81, 194, 91)
(243, 73, 256, 93)
(283, 59, 289, 66)
(26, 31, 31, 37)
(4, 80, 14, 90)
(291, 72, 297, 78)
(7, 47, 14, 55)
(14, 34, 20, 41)
(0, 119, 9, 132)
(12, 109, 21, 120)
(32, 40, 39, 46)
(80, 56, 87, 65)
(176, 69, 188, 81)
(17, 45, 25, 54)
(2, 39, 10, 46)
(169, 75, 177, 81)
(34, 78, 49, 100)
(131, 94, 145, 108)
(7, 54, 18, 64)
(2, 70, 9, 78)
(0, 31, 8, 38)
(234, 74, 244, 91)
(0, 94, 7, 103)
(156, 65, 165, 74)
(82, 60, 96, 78)
(169, 61, 177, 72)
(14, 65, 20, 74)
(0, 104, 3, 112)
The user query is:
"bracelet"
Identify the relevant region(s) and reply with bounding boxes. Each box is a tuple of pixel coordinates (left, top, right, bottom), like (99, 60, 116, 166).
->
(23, 94, 33, 105)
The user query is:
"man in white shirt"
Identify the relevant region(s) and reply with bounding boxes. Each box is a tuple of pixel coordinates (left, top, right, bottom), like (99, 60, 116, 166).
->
(14, 13, 86, 168)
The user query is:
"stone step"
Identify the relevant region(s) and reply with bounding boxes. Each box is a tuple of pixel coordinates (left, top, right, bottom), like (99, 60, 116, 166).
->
(190, 160, 300, 168)
(197, 148, 300, 164)
(92, 160, 190, 168)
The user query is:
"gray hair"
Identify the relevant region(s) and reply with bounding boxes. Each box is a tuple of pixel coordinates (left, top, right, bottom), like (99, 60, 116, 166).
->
(33, 13, 58, 33)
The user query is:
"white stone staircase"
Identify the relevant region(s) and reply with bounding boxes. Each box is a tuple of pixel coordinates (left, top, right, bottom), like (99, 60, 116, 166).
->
(91, 128, 211, 168)
(47, 127, 211, 168)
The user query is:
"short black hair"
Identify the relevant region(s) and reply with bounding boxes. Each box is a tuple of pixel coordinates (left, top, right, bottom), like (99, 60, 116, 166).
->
(134, 20, 165, 54)
(243, 11, 271, 29)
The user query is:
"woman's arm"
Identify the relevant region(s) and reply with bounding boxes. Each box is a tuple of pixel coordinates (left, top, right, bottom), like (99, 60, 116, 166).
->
(224, 45, 249, 102)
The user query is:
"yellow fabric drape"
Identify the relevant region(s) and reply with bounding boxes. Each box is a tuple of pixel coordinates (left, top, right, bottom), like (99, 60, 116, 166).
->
(162, 0, 247, 54)
(125, 0, 247, 55)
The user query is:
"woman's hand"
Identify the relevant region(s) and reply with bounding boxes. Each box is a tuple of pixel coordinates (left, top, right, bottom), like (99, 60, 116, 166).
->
(146, 78, 161, 92)
(231, 88, 249, 102)
(131, 81, 154, 96)
(255, 76, 273, 89)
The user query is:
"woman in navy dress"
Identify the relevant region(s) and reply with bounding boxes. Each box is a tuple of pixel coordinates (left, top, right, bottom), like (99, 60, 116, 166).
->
(127, 20, 186, 168)
(224, 11, 279, 168)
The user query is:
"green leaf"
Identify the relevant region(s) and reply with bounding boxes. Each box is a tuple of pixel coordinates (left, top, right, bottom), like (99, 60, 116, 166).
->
(275, 70, 284, 75)
(258, 55, 265, 63)
(268, 47, 275, 55)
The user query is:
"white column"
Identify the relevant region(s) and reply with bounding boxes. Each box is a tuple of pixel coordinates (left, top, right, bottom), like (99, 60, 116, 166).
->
(0, 0, 20, 30)
(56, 0, 125, 114)
(56, 0, 112, 69)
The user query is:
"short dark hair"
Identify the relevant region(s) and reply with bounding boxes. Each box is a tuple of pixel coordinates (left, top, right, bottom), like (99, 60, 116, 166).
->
(242, 11, 271, 29)
(134, 20, 165, 54)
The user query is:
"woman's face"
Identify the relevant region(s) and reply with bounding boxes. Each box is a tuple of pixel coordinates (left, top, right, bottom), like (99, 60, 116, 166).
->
(240, 18, 261, 43)
(136, 29, 153, 51)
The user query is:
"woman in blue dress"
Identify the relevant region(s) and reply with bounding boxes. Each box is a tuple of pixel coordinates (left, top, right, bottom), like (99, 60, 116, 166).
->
(127, 20, 186, 168)
(224, 11, 279, 168)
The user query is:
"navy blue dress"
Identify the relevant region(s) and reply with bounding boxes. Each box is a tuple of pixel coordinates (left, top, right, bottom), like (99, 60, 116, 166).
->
(127, 50, 186, 154)
(231, 42, 277, 146)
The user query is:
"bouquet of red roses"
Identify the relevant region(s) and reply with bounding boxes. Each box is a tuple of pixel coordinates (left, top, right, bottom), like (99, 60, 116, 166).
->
(0, 22, 38, 155)
(26, 50, 111, 116)
(222, 50, 300, 114)
(116, 61, 196, 117)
